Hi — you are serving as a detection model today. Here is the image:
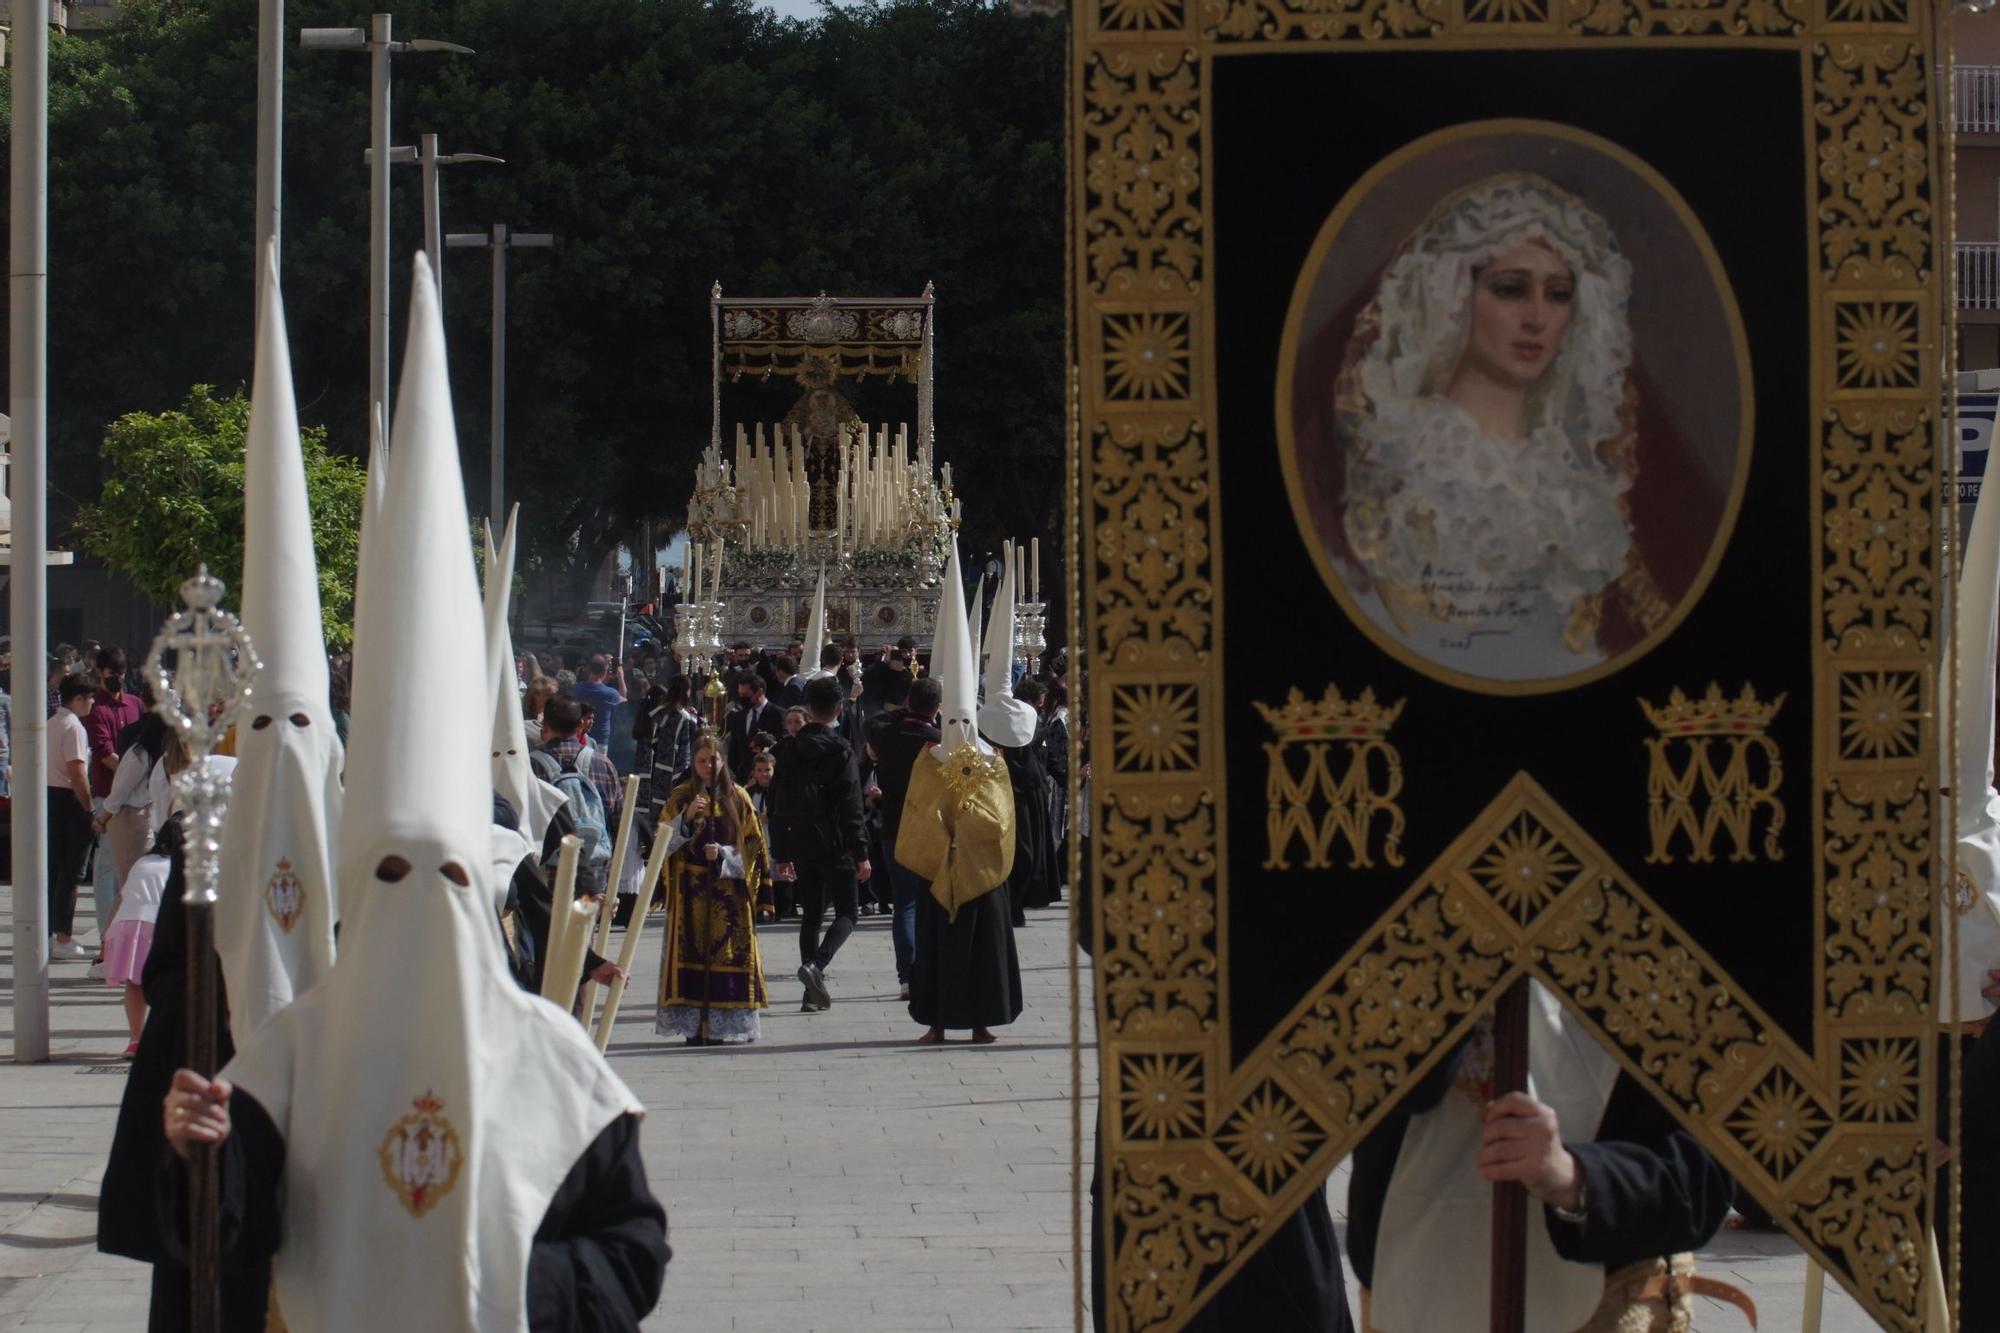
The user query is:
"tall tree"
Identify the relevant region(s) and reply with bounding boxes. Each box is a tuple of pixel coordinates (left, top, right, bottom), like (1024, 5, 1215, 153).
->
(3, 0, 1066, 615)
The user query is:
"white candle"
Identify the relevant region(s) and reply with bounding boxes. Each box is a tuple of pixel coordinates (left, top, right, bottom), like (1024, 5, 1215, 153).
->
(712, 537, 725, 593)
(682, 540, 692, 601)
(942, 462, 953, 493)
(691, 540, 703, 604)
(1031, 538, 1040, 603)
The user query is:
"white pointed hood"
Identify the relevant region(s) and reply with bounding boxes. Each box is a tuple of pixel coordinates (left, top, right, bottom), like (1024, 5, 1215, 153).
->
(930, 541, 988, 758)
(1951, 464, 2000, 1022)
(801, 568, 831, 680)
(484, 508, 566, 845)
(979, 545, 1038, 749)
(217, 243, 345, 1040)
(967, 572, 985, 696)
(224, 254, 641, 1333)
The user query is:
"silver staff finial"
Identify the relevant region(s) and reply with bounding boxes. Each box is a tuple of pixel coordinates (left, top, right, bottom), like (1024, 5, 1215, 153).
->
(145, 565, 262, 905)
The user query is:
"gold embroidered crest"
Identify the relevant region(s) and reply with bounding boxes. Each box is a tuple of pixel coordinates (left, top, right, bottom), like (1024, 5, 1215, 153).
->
(377, 1091, 464, 1219)
(264, 860, 304, 933)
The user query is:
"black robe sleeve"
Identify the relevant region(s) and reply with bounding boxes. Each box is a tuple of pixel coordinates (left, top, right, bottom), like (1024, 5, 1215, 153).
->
(1545, 1075, 1734, 1267)
(156, 1089, 288, 1278)
(526, 1113, 671, 1332)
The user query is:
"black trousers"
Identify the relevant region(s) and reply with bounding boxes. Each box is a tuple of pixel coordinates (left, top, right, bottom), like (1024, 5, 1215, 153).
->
(795, 860, 858, 971)
(47, 791, 94, 937)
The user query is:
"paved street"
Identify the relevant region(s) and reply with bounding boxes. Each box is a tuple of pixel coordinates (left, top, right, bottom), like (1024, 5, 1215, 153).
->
(0, 882, 1875, 1331)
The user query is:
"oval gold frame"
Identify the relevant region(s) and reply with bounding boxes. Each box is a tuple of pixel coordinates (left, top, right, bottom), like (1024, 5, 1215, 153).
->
(1273, 118, 1755, 697)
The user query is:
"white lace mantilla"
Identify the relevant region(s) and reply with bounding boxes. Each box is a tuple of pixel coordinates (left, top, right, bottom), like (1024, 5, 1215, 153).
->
(1343, 398, 1634, 678)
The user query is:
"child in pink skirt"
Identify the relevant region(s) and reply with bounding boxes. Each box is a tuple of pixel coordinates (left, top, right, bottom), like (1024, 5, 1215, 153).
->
(104, 817, 182, 1056)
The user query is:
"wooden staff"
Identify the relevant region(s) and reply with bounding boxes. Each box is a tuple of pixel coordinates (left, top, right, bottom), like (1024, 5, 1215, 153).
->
(593, 818, 676, 1051)
(580, 776, 641, 1027)
(541, 835, 582, 1005)
(1490, 977, 1530, 1333)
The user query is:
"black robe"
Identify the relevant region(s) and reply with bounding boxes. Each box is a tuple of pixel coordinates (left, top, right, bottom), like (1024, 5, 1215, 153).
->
(97, 851, 275, 1333)
(1347, 1040, 1734, 1299)
(156, 1095, 670, 1332)
(908, 883, 1023, 1031)
(999, 724, 1059, 920)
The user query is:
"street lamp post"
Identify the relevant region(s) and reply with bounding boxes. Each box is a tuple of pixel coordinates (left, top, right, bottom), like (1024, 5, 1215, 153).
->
(364, 134, 502, 319)
(255, 0, 282, 316)
(299, 16, 471, 438)
(9, 0, 50, 1065)
(447, 225, 552, 522)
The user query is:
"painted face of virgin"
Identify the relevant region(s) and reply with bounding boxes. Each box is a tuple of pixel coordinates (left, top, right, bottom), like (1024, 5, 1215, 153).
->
(1462, 241, 1575, 390)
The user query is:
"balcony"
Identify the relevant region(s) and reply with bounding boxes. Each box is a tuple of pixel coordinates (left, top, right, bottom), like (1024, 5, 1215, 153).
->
(1959, 65, 2000, 134)
(1963, 243, 2000, 311)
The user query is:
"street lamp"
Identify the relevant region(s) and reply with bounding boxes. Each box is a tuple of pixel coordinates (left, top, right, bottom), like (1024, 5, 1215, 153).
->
(364, 134, 502, 318)
(300, 16, 473, 439)
(447, 225, 552, 522)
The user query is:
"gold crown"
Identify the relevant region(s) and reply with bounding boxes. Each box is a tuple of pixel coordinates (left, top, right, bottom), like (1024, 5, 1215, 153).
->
(1254, 685, 1404, 742)
(1638, 683, 1785, 737)
(411, 1091, 446, 1115)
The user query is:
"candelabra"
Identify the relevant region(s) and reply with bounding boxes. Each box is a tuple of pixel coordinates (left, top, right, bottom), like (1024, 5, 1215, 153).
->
(143, 567, 260, 1333)
(1016, 601, 1047, 673)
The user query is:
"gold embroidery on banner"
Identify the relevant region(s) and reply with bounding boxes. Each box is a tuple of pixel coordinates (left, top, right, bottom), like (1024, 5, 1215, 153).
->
(1077, 0, 1940, 1323)
(1640, 684, 1787, 865)
(1253, 686, 1405, 870)
(377, 1091, 464, 1220)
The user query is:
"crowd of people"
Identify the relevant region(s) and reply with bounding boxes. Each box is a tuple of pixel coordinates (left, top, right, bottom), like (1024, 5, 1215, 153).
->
(502, 631, 1079, 1042)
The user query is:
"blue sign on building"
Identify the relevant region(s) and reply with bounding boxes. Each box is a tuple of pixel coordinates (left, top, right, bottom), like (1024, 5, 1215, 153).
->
(1962, 391, 1997, 509)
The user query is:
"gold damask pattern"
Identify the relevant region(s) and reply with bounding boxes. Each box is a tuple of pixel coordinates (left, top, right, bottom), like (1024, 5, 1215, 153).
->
(1077, 0, 1940, 1328)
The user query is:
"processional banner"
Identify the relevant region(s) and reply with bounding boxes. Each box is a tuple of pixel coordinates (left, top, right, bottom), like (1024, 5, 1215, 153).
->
(1072, 0, 1948, 1327)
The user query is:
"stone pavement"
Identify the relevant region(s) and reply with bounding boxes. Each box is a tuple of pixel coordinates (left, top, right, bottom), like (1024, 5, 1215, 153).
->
(0, 881, 1877, 1331)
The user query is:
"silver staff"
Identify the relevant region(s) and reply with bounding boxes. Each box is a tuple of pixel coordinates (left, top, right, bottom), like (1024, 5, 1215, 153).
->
(143, 566, 260, 1333)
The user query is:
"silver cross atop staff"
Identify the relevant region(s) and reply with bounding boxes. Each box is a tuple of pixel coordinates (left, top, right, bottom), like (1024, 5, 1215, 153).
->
(144, 566, 262, 906)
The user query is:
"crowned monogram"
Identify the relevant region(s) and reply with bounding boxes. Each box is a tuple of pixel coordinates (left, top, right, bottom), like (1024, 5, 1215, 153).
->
(1254, 685, 1406, 871)
(377, 1092, 464, 1219)
(1640, 684, 1787, 865)
(264, 859, 304, 933)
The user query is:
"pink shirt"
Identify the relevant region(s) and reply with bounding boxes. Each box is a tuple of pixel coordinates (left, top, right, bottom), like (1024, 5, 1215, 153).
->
(47, 709, 88, 791)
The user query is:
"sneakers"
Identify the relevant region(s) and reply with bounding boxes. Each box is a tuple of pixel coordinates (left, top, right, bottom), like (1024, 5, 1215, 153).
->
(87, 961, 105, 981)
(49, 937, 89, 960)
(797, 962, 832, 1010)
(898, 984, 911, 1001)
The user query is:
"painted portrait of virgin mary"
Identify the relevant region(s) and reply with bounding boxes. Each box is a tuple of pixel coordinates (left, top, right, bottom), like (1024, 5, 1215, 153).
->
(1281, 127, 1750, 692)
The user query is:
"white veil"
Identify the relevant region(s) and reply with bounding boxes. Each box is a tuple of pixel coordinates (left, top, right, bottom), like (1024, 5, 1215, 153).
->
(1354, 172, 1635, 456)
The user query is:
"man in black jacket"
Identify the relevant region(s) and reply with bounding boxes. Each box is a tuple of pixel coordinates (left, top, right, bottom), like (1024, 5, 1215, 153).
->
(726, 673, 786, 782)
(768, 676, 873, 1011)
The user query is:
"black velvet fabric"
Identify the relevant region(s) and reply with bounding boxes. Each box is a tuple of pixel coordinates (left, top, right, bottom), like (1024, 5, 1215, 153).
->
(1209, 45, 1815, 1067)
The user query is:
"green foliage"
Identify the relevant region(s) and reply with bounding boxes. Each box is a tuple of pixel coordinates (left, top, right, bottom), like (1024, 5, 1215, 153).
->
(4, 0, 1066, 617)
(75, 386, 367, 648)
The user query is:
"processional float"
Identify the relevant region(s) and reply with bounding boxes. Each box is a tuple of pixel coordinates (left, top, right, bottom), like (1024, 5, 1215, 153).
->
(677, 286, 961, 669)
